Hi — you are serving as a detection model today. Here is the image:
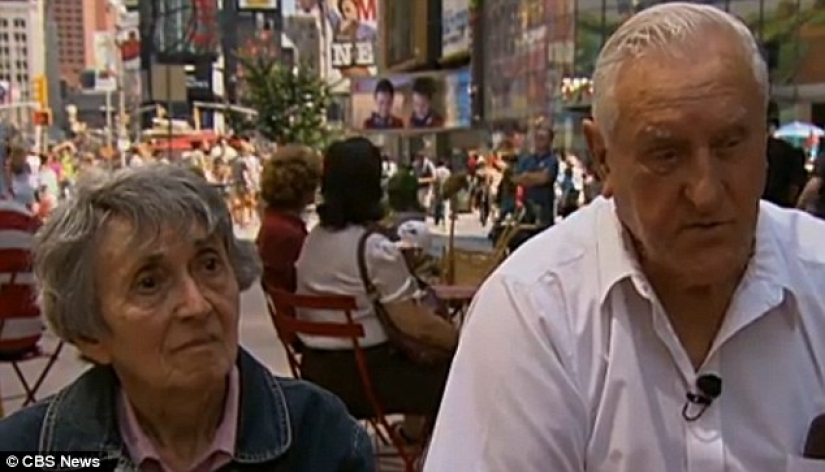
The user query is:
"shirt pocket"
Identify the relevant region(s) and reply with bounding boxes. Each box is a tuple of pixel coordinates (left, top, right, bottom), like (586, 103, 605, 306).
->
(786, 455, 825, 471)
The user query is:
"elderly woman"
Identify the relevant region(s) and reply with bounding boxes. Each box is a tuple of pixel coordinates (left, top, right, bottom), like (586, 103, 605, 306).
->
(0, 165, 373, 471)
(256, 145, 321, 293)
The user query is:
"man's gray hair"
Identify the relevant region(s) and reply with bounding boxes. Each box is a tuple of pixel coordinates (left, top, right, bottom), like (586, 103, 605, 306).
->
(592, 2, 768, 138)
(34, 164, 262, 343)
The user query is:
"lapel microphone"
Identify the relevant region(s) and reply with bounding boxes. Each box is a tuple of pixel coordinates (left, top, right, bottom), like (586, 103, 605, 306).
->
(804, 414, 825, 459)
(681, 374, 722, 422)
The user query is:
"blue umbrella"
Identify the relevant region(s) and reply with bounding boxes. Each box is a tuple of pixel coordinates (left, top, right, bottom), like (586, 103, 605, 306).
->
(774, 121, 824, 139)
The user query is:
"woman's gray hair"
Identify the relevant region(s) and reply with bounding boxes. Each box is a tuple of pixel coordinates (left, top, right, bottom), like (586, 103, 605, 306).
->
(34, 164, 262, 343)
(592, 2, 768, 139)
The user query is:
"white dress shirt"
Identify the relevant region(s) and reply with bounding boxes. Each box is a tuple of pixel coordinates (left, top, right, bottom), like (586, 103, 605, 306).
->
(425, 198, 825, 472)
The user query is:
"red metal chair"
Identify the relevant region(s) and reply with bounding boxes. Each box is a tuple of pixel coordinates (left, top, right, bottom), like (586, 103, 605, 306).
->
(0, 249, 64, 413)
(265, 288, 426, 471)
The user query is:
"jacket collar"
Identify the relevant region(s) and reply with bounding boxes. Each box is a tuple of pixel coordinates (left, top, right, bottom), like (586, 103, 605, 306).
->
(38, 349, 292, 468)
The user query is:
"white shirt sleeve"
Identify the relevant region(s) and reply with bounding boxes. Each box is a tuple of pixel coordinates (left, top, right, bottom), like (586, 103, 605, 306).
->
(365, 233, 418, 304)
(424, 274, 588, 472)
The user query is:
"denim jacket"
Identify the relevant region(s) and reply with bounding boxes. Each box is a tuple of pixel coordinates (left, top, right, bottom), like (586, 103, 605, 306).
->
(0, 349, 375, 472)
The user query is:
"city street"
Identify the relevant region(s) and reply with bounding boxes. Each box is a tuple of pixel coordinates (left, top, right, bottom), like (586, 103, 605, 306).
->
(0, 213, 492, 416)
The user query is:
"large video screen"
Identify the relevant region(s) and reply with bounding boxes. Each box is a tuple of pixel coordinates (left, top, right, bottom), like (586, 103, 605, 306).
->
(350, 68, 471, 133)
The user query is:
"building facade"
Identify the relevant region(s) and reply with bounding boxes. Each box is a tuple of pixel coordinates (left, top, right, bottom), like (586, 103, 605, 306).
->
(283, 15, 321, 75)
(563, 0, 825, 115)
(50, 0, 115, 89)
(0, 0, 47, 127)
(475, 0, 825, 148)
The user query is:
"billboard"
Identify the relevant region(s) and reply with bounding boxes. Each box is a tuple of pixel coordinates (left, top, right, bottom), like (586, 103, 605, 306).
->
(93, 31, 117, 92)
(118, 11, 144, 108)
(238, 0, 278, 10)
(298, 0, 377, 89)
(119, 11, 141, 71)
(350, 69, 471, 133)
(152, 0, 220, 62)
(442, 0, 471, 59)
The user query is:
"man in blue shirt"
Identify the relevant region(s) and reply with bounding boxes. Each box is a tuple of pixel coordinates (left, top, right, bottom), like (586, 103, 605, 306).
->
(512, 128, 560, 228)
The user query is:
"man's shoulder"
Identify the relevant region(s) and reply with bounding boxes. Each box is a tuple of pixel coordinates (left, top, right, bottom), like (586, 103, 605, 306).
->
(496, 199, 608, 283)
(761, 203, 825, 267)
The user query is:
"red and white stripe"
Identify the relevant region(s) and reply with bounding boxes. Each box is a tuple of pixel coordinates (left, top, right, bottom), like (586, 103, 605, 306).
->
(0, 199, 43, 352)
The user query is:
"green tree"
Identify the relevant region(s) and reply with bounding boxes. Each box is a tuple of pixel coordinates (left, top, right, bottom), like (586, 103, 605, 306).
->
(235, 32, 335, 149)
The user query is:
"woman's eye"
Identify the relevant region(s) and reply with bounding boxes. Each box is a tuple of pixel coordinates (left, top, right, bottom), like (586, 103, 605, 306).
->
(200, 253, 223, 273)
(135, 273, 161, 293)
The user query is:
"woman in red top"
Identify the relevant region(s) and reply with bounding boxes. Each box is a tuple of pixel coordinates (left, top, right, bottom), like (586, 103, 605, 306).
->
(256, 145, 322, 293)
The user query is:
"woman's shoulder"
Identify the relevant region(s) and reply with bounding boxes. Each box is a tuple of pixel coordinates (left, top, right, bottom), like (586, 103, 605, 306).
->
(274, 376, 373, 465)
(0, 400, 50, 451)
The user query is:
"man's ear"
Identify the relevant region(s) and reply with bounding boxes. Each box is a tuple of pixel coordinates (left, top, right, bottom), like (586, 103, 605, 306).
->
(582, 118, 614, 198)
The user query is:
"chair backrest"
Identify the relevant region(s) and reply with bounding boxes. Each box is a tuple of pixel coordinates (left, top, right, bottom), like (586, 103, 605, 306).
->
(265, 288, 365, 377)
(0, 248, 42, 354)
(267, 289, 364, 338)
(267, 289, 396, 427)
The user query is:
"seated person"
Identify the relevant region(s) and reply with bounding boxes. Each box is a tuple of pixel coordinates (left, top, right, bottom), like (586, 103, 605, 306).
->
(296, 137, 458, 442)
(0, 165, 373, 471)
(384, 165, 427, 231)
(256, 145, 321, 293)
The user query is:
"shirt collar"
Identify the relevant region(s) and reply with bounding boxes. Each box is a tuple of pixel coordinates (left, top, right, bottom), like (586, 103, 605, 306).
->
(595, 198, 640, 305)
(596, 198, 796, 313)
(40, 349, 292, 465)
(117, 366, 240, 469)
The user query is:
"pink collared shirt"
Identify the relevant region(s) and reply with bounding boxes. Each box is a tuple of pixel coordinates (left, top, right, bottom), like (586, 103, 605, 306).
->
(117, 367, 240, 472)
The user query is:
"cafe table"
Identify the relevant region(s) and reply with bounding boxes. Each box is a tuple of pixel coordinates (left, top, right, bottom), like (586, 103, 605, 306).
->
(430, 284, 478, 327)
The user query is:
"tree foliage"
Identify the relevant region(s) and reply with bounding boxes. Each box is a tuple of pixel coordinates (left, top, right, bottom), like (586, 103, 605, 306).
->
(235, 34, 336, 149)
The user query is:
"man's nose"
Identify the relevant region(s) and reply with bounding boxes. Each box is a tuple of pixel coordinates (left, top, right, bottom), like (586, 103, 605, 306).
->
(684, 150, 724, 211)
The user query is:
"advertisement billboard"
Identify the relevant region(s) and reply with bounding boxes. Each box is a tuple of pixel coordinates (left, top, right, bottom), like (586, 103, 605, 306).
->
(93, 31, 117, 92)
(119, 11, 141, 72)
(350, 69, 471, 133)
(152, 0, 220, 62)
(238, 0, 279, 10)
(442, 0, 471, 59)
(298, 0, 377, 89)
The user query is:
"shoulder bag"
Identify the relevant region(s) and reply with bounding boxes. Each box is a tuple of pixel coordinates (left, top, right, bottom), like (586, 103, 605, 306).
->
(356, 228, 453, 365)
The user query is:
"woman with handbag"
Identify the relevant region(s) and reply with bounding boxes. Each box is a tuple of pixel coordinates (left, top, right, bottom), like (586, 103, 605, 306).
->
(296, 137, 458, 443)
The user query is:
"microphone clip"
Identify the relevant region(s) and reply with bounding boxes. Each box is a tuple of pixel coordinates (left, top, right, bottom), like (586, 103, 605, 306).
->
(682, 374, 723, 422)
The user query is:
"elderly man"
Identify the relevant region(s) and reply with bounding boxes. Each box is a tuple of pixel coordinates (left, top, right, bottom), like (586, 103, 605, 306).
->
(425, 4, 825, 472)
(0, 165, 373, 471)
